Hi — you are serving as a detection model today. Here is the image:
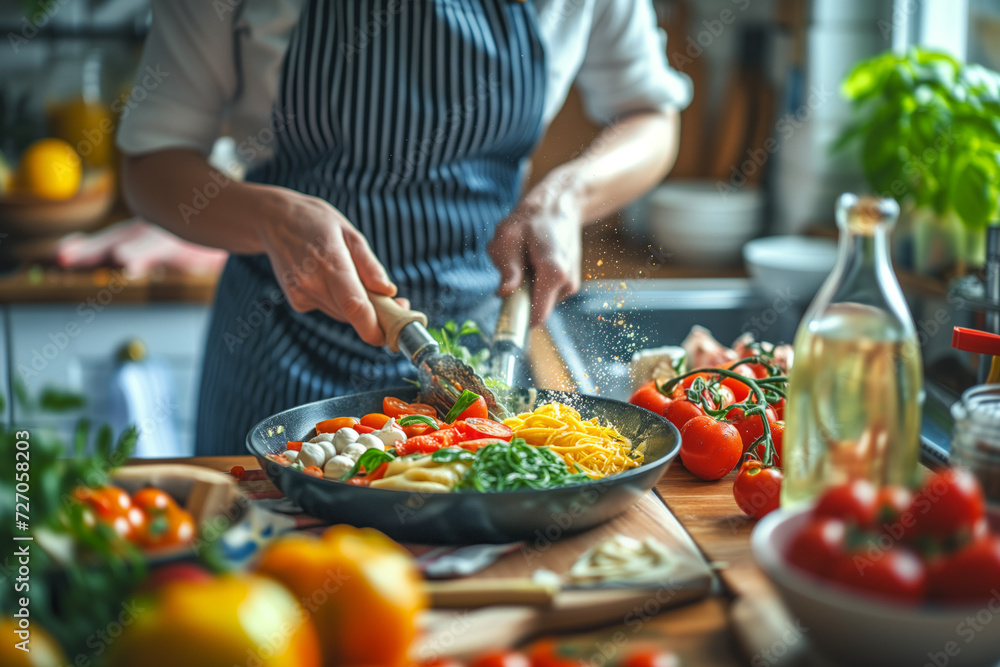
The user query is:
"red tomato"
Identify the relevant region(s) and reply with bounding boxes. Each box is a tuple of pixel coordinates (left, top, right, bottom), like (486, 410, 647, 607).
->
(679, 416, 743, 481)
(360, 413, 391, 429)
(681, 372, 718, 389)
(470, 650, 531, 667)
(814, 479, 878, 527)
(726, 405, 777, 454)
(459, 418, 513, 441)
(830, 546, 926, 603)
(629, 381, 675, 415)
(457, 438, 508, 451)
(75, 485, 133, 521)
(770, 397, 786, 421)
(456, 395, 489, 421)
(664, 399, 705, 432)
(911, 468, 985, 542)
(746, 362, 770, 378)
(732, 459, 783, 519)
(315, 416, 359, 434)
(928, 536, 1000, 604)
(871, 485, 914, 535)
(621, 650, 681, 667)
(302, 466, 323, 478)
(402, 423, 438, 438)
(526, 640, 587, 667)
(353, 425, 375, 434)
(131, 487, 178, 514)
(383, 397, 437, 419)
(285, 441, 304, 451)
(721, 375, 753, 403)
(786, 517, 847, 576)
(398, 430, 462, 455)
(139, 506, 196, 549)
(711, 384, 736, 410)
(752, 420, 784, 467)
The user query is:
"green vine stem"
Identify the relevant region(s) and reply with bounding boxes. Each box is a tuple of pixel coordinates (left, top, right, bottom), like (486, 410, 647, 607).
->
(659, 356, 785, 468)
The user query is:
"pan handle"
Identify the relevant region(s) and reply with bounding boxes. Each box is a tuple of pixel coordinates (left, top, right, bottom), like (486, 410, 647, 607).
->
(369, 292, 428, 353)
(494, 284, 531, 350)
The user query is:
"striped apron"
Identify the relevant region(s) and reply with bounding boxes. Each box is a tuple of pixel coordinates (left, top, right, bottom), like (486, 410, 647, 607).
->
(195, 0, 546, 455)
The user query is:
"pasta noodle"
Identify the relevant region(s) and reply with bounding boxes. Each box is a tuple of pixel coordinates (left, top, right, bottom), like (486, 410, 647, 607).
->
(502, 403, 642, 479)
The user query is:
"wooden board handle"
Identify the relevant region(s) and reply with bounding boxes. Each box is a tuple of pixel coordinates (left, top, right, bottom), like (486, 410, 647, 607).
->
(369, 292, 428, 353)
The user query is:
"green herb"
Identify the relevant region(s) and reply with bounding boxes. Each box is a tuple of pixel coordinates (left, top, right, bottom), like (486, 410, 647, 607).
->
(428, 320, 491, 374)
(430, 447, 476, 464)
(456, 439, 592, 492)
(444, 389, 481, 423)
(340, 448, 396, 481)
(834, 47, 1000, 232)
(399, 414, 439, 430)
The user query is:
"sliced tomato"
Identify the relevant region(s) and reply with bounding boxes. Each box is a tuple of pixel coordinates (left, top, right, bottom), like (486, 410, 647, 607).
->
(360, 413, 391, 429)
(302, 466, 324, 478)
(315, 416, 359, 434)
(286, 441, 303, 451)
(459, 418, 513, 441)
(383, 396, 437, 419)
(456, 395, 489, 421)
(408, 430, 462, 454)
(457, 438, 507, 451)
(354, 425, 375, 434)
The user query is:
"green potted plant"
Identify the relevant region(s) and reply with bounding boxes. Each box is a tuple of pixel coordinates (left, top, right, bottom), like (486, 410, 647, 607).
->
(835, 48, 1000, 275)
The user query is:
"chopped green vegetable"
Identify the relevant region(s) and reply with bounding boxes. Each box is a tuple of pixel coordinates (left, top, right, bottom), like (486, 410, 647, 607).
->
(399, 414, 439, 430)
(340, 448, 396, 481)
(430, 447, 476, 464)
(456, 439, 592, 492)
(444, 389, 481, 423)
(428, 320, 491, 374)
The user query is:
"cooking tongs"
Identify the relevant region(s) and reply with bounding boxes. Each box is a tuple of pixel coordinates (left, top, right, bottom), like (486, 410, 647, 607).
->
(371, 294, 510, 420)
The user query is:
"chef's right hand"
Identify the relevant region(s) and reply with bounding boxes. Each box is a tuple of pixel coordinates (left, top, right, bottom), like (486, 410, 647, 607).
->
(255, 187, 397, 347)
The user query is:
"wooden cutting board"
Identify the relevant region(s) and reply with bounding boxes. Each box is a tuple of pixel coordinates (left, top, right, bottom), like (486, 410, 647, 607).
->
(413, 492, 715, 661)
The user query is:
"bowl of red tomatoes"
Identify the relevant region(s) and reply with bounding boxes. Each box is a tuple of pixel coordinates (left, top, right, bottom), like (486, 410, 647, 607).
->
(752, 469, 1000, 667)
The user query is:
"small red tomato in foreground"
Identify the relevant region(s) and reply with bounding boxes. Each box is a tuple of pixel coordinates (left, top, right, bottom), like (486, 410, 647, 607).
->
(912, 468, 985, 542)
(814, 479, 878, 527)
(679, 416, 742, 481)
(456, 395, 490, 421)
(622, 649, 681, 667)
(732, 458, 783, 519)
(929, 536, 1000, 604)
(830, 546, 927, 603)
(470, 649, 530, 667)
(664, 399, 705, 432)
(629, 381, 675, 415)
(460, 417, 513, 441)
(786, 517, 847, 576)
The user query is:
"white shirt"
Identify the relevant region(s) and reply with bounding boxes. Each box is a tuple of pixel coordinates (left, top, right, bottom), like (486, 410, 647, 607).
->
(117, 0, 692, 167)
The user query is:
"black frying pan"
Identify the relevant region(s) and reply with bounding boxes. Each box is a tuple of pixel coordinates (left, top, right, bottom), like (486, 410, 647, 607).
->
(246, 386, 681, 544)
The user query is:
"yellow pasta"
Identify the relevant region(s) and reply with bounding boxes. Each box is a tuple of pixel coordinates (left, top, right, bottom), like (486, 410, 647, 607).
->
(503, 402, 642, 479)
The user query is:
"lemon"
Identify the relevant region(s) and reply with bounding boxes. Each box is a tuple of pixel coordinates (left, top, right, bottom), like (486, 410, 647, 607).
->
(17, 138, 82, 200)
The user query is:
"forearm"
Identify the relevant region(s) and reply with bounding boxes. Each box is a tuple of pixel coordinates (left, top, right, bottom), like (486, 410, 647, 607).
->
(122, 148, 275, 254)
(548, 108, 680, 224)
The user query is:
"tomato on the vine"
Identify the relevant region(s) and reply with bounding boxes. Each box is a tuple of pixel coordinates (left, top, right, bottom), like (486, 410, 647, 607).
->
(681, 372, 718, 389)
(753, 420, 784, 467)
(725, 405, 777, 454)
(664, 399, 705, 432)
(733, 458, 782, 519)
(629, 381, 675, 415)
(813, 480, 878, 527)
(830, 546, 927, 603)
(911, 468, 984, 542)
(771, 396, 786, 421)
(679, 415, 742, 481)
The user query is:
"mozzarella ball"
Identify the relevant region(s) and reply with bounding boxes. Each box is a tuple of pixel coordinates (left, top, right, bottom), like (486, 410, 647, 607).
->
(323, 454, 354, 479)
(374, 425, 407, 449)
(297, 441, 328, 469)
(341, 442, 367, 461)
(284, 449, 299, 463)
(356, 434, 385, 452)
(309, 432, 336, 444)
(315, 440, 337, 462)
(332, 427, 360, 453)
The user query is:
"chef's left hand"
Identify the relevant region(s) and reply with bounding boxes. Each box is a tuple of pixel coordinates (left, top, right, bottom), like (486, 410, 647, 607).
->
(488, 169, 583, 326)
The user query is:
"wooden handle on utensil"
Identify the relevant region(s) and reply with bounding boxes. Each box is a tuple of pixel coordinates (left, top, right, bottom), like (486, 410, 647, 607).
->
(369, 292, 428, 353)
(423, 578, 557, 608)
(494, 284, 531, 349)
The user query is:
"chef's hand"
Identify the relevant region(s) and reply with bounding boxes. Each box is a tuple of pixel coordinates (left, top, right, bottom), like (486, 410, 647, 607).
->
(256, 187, 399, 347)
(488, 170, 583, 326)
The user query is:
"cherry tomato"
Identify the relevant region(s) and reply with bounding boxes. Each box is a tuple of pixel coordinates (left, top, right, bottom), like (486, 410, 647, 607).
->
(315, 416, 359, 434)
(526, 640, 587, 667)
(911, 468, 985, 542)
(679, 416, 742, 481)
(229, 465, 246, 481)
(402, 422, 439, 438)
(681, 372, 718, 389)
(302, 466, 324, 478)
(830, 546, 926, 603)
(75, 485, 133, 520)
(733, 458, 783, 519)
(746, 362, 770, 378)
(286, 441, 304, 451)
(721, 374, 753, 403)
(456, 438, 508, 451)
(459, 418, 513, 441)
(752, 420, 784, 467)
(360, 413, 391, 429)
(382, 396, 437, 419)
(771, 397, 786, 421)
(470, 650, 531, 667)
(353, 425, 375, 434)
(711, 384, 736, 410)
(456, 395, 489, 421)
(786, 517, 847, 576)
(928, 536, 1000, 604)
(871, 485, 914, 535)
(131, 487, 179, 513)
(139, 506, 196, 550)
(629, 381, 675, 415)
(397, 430, 461, 455)
(725, 405, 777, 454)
(814, 479, 878, 527)
(664, 399, 705, 432)
(621, 649, 681, 667)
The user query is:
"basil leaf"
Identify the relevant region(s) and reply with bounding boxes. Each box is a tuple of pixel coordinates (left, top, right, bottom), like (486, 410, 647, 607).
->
(431, 447, 475, 464)
(340, 448, 396, 482)
(399, 414, 439, 430)
(444, 389, 480, 423)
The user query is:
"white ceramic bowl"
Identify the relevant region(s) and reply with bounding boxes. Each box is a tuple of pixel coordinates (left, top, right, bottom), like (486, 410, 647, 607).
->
(742, 235, 838, 302)
(752, 508, 1000, 667)
(647, 182, 763, 266)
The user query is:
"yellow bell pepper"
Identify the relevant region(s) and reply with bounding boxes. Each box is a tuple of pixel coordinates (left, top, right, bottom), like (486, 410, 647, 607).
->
(256, 524, 427, 667)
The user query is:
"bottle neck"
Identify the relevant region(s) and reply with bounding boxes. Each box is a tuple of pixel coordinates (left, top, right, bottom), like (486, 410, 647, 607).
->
(839, 223, 892, 278)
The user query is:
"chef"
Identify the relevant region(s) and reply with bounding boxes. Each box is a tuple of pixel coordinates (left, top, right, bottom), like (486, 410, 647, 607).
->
(117, 0, 691, 455)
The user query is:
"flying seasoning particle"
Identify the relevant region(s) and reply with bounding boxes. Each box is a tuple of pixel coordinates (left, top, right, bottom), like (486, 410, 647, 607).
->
(597, 259, 604, 266)
(619, 282, 627, 289)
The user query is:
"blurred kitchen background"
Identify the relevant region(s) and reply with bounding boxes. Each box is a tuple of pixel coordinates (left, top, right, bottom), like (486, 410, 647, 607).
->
(1, 0, 999, 459)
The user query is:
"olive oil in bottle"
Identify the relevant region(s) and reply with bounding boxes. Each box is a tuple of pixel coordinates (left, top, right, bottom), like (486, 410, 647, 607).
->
(781, 195, 923, 508)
